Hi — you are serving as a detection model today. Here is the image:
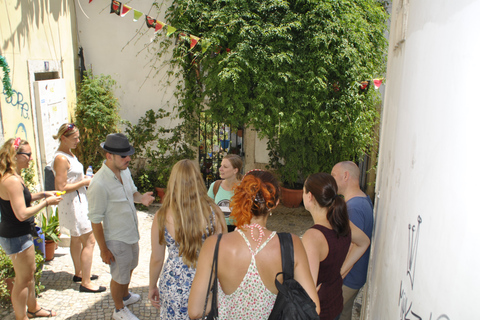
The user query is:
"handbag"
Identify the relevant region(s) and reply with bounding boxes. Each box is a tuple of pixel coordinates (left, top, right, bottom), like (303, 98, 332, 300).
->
(202, 233, 222, 320)
(268, 233, 320, 320)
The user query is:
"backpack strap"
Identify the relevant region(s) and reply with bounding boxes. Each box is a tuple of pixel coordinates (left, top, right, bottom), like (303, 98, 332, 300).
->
(277, 232, 294, 280)
(213, 180, 222, 198)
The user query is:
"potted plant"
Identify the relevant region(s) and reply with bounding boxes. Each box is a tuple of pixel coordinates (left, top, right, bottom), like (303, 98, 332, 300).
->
(41, 207, 60, 261)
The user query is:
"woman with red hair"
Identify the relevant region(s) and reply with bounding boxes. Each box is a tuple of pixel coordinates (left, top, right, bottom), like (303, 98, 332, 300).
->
(189, 170, 320, 319)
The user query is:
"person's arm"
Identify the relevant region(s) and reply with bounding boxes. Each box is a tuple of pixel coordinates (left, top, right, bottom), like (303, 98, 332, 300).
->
(188, 235, 217, 319)
(5, 176, 62, 221)
(53, 154, 91, 193)
(133, 191, 155, 206)
(340, 222, 370, 278)
(91, 222, 115, 265)
(148, 211, 166, 310)
(293, 234, 321, 315)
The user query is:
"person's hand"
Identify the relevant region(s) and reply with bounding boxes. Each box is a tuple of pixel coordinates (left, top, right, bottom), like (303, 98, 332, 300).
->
(100, 249, 115, 265)
(141, 192, 155, 206)
(148, 286, 161, 309)
(47, 194, 63, 206)
(83, 176, 93, 187)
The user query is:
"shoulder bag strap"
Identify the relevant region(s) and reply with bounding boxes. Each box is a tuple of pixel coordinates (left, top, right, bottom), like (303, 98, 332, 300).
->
(277, 232, 294, 280)
(202, 233, 223, 318)
(213, 180, 222, 198)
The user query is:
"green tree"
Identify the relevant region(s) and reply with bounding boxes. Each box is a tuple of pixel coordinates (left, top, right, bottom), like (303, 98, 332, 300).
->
(156, 0, 388, 186)
(74, 70, 122, 170)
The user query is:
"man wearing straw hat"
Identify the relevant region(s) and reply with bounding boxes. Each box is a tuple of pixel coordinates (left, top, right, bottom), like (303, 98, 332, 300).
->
(87, 133, 154, 320)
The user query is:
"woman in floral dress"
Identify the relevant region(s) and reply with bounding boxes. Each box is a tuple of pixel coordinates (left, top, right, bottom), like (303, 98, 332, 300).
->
(148, 160, 226, 319)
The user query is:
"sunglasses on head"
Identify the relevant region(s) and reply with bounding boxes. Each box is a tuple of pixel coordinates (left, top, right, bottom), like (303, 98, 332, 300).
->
(17, 152, 32, 158)
(65, 123, 76, 132)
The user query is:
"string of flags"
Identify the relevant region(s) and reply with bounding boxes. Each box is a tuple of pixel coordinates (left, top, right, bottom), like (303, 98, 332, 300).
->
(93, 0, 385, 88)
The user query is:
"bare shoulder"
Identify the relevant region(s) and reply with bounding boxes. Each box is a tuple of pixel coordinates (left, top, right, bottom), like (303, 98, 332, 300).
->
(302, 228, 326, 246)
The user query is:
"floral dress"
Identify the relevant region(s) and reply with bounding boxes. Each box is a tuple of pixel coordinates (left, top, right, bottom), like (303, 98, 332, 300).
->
(217, 229, 278, 319)
(158, 212, 216, 319)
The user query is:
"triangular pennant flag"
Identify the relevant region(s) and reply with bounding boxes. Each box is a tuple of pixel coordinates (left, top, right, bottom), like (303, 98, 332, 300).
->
(155, 21, 166, 33)
(120, 4, 132, 17)
(166, 25, 177, 36)
(373, 79, 383, 89)
(359, 80, 370, 93)
(145, 16, 156, 29)
(133, 10, 142, 21)
(190, 35, 200, 49)
(89, 0, 93, 3)
(110, 0, 121, 16)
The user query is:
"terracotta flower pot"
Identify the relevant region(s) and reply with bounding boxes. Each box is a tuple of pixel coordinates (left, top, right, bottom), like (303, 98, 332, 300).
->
(155, 187, 166, 203)
(45, 240, 56, 261)
(280, 187, 303, 208)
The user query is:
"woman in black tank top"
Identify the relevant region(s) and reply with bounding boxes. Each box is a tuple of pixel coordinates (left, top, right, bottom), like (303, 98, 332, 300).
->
(0, 138, 62, 319)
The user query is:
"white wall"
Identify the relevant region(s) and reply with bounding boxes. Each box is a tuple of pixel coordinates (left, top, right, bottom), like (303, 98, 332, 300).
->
(364, 0, 480, 319)
(74, 0, 179, 127)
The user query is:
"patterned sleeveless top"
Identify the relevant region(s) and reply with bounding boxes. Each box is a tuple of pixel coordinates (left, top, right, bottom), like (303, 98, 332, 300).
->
(218, 229, 278, 319)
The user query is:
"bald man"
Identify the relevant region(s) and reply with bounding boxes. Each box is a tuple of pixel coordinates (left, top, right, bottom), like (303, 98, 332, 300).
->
(331, 161, 373, 320)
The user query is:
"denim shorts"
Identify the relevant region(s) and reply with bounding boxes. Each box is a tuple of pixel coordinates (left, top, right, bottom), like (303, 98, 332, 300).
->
(0, 234, 34, 255)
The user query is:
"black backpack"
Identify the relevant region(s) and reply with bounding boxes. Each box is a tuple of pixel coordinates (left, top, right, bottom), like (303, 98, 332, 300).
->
(268, 233, 320, 320)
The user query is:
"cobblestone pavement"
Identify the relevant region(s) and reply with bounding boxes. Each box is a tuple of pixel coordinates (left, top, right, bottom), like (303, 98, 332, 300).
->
(0, 203, 361, 319)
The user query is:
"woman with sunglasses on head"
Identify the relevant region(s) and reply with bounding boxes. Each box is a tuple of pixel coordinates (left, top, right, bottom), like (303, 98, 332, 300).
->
(188, 170, 320, 319)
(0, 138, 63, 319)
(52, 123, 105, 293)
(301, 173, 370, 320)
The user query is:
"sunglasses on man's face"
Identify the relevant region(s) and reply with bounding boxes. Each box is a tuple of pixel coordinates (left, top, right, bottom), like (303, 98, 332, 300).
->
(17, 152, 32, 158)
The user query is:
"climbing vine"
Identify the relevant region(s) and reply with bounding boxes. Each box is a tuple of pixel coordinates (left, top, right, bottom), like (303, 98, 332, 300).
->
(0, 55, 13, 98)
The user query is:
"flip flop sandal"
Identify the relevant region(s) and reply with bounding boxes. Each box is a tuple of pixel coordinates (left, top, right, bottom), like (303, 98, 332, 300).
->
(27, 307, 55, 318)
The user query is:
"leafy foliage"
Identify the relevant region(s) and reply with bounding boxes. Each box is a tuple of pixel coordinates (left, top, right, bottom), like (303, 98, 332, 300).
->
(125, 108, 195, 194)
(74, 70, 122, 170)
(41, 207, 60, 242)
(154, 0, 388, 187)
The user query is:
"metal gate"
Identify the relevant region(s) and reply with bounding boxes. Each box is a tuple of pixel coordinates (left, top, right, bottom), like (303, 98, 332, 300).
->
(198, 112, 244, 187)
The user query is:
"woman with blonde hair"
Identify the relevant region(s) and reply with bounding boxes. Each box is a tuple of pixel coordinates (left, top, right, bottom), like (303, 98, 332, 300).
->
(189, 170, 320, 319)
(52, 123, 105, 293)
(0, 138, 63, 319)
(148, 159, 226, 319)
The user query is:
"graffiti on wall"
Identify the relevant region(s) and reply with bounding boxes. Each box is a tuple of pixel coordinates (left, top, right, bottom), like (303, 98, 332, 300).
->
(4, 88, 30, 120)
(398, 216, 450, 320)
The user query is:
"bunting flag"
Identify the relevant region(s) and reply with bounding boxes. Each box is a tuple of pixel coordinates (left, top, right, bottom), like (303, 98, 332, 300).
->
(166, 25, 177, 36)
(133, 9, 143, 21)
(120, 4, 132, 17)
(359, 80, 370, 93)
(145, 16, 156, 29)
(373, 78, 383, 89)
(89, 0, 93, 3)
(155, 21, 166, 33)
(110, 0, 121, 16)
(190, 35, 200, 49)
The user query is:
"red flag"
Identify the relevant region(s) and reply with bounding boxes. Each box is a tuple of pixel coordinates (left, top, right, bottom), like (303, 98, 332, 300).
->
(89, 0, 93, 3)
(190, 35, 199, 49)
(110, 0, 121, 16)
(145, 16, 156, 29)
(155, 21, 166, 33)
(373, 79, 383, 89)
(120, 4, 132, 17)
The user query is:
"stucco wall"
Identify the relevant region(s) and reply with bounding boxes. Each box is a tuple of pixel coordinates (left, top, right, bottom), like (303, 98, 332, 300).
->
(0, 0, 78, 187)
(364, 0, 480, 319)
(74, 0, 179, 128)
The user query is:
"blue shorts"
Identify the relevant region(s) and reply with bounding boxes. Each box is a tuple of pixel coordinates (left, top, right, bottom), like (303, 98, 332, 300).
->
(0, 234, 34, 255)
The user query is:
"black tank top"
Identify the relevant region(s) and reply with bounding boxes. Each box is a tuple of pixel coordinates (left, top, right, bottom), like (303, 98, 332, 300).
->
(0, 183, 36, 238)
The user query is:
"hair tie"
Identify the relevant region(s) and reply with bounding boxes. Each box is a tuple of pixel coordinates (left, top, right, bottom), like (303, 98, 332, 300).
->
(13, 137, 21, 150)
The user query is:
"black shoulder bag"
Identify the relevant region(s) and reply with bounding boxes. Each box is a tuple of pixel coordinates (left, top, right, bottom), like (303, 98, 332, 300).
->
(202, 233, 222, 320)
(268, 232, 320, 320)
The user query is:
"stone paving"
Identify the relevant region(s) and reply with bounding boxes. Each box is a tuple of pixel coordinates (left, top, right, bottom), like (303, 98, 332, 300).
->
(0, 203, 361, 319)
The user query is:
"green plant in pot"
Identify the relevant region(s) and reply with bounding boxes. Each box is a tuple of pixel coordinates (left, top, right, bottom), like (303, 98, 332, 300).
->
(0, 247, 45, 303)
(41, 207, 60, 261)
